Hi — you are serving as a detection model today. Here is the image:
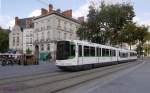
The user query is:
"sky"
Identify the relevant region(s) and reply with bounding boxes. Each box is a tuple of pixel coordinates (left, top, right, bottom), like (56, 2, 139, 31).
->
(0, 0, 150, 29)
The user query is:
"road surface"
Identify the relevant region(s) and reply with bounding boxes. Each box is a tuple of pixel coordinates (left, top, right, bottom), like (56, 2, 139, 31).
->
(0, 58, 149, 93)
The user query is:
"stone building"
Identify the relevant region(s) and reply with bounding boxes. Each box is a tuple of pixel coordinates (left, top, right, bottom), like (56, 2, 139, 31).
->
(9, 17, 34, 53)
(9, 4, 83, 61)
(23, 28, 34, 54)
(33, 4, 81, 61)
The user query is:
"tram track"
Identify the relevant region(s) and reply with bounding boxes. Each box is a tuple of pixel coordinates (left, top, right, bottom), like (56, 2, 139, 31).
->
(50, 61, 142, 93)
(0, 70, 68, 85)
(0, 63, 124, 86)
(9, 61, 141, 93)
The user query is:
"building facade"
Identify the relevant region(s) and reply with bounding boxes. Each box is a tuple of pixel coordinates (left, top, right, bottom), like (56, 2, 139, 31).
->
(9, 17, 34, 53)
(9, 4, 82, 61)
(33, 4, 81, 61)
(23, 28, 34, 54)
(9, 25, 23, 53)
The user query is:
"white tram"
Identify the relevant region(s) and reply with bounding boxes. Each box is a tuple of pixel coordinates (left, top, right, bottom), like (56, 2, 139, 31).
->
(56, 40, 137, 71)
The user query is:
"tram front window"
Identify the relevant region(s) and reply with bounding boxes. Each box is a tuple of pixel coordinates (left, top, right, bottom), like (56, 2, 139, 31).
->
(56, 41, 75, 60)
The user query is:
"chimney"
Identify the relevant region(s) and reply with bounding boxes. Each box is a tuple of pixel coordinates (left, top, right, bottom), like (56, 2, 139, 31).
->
(78, 16, 84, 22)
(49, 4, 53, 13)
(41, 8, 48, 15)
(15, 17, 19, 25)
(62, 9, 72, 17)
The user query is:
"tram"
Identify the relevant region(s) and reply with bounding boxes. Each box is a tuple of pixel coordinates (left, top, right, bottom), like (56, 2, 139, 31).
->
(56, 40, 137, 71)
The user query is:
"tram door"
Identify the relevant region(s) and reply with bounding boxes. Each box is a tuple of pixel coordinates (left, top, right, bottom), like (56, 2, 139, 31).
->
(78, 45, 83, 65)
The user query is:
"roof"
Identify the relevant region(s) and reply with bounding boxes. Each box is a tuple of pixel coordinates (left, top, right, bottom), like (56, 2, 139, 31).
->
(34, 11, 80, 24)
(19, 17, 34, 30)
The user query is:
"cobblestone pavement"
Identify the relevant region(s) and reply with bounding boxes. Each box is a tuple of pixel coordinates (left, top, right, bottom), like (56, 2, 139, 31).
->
(0, 61, 58, 79)
(93, 58, 150, 93)
(62, 58, 150, 93)
(0, 58, 149, 93)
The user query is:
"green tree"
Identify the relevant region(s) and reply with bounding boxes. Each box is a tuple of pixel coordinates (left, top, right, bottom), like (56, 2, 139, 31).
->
(136, 25, 148, 56)
(121, 22, 138, 49)
(136, 25, 148, 44)
(26, 48, 32, 54)
(0, 27, 9, 53)
(144, 32, 150, 41)
(77, 2, 135, 45)
(143, 44, 150, 56)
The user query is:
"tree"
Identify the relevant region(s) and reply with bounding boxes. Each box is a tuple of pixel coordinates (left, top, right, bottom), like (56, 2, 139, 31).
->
(136, 25, 148, 45)
(136, 25, 148, 56)
(143, 44, 150, 56)
(145, 32, 150, 41)
(121, 22, 138, 49)
(26, 48, 32, 54)
(0, 27, 9, 53)
(77, 2, 135, 45)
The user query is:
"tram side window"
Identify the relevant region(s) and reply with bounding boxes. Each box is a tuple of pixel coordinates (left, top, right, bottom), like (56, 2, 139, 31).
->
(105, 49, 110, 56)
(110, 50, 112, 56)
(130, 52, 133, 56)
(84, 46, 89, 56)
(70, 44, 75, 58)
(102, 48, 105, 56)
(130, 52, 137, 56)
(78, 45, 82, 57)
(102, 48, 109, 56)
(114, 50, 116, 56)
(90, 47, 95, 56)
(111, 50, 116, 56)
(134, 53, 137, 56)
(99, 48, 101, 56)
(119, 52, 128, 58)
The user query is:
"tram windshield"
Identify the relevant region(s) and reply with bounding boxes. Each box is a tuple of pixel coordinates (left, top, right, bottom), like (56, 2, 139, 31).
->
(56, 41, 76, 60)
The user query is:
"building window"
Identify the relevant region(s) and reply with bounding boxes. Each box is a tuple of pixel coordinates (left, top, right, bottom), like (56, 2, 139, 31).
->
(47, 26, 50, 30)
(70, 23, 73, 31)
(70, 34, 72, 40)
(13, 37, 15, 46)
(64, 33, 66, 40)
(64, 22, 67, 30)
(57, 31, 60, 40)
(41, 27, 43, 31)
(41, 32, 44, 40)
(47, 44, 50, 51)
(37, 33, 39, 41)
(41, 44, 44, 51)
(57, 19, 61, 28)
(61, 21, 64, 29)
(17, 37, 19, 43)
(47, 31, 50, 39)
